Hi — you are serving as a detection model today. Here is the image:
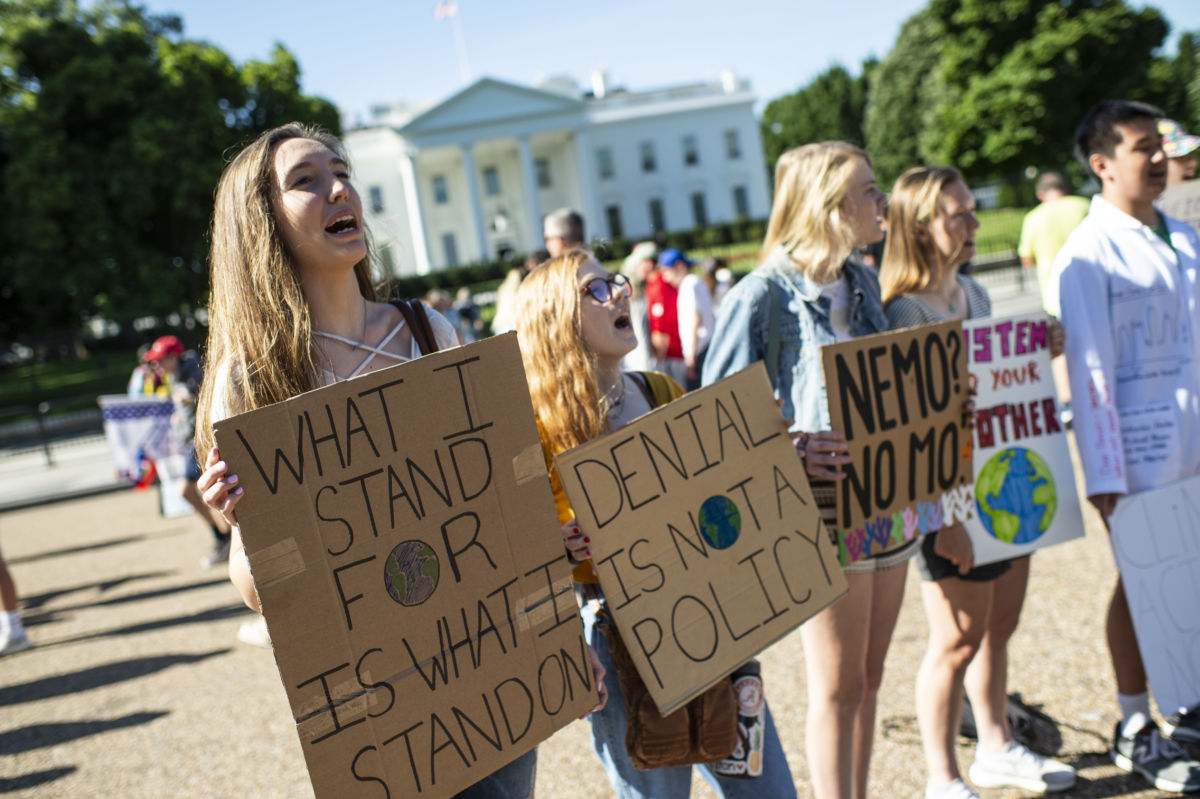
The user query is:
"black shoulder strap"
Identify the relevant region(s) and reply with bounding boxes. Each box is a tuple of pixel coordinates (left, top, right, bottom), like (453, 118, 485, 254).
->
(390, 300, 439, 356)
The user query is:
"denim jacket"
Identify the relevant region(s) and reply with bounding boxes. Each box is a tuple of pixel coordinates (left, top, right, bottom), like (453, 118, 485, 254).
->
(701, 246, 888, 432)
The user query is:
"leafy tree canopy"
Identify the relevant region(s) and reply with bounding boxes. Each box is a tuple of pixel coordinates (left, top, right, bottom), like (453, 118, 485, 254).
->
(761, 61, 875, 172)
(0, 0, 339, 341)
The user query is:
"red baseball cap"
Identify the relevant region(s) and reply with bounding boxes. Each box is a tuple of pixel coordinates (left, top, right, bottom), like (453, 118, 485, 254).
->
(144, 335, 184, 362)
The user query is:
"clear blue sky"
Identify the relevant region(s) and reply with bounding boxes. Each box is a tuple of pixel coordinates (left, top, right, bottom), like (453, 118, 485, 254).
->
(138, 0, 1200, 124)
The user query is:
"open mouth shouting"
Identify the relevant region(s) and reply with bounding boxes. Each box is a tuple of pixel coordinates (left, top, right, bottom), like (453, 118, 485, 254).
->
(325, 212, 360, 236)
(615, 311, 632, 331)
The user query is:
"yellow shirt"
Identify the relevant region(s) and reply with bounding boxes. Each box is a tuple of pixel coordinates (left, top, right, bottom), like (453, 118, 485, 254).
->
(539, 372, 684, 583)
(1018, 195, 1090, 317)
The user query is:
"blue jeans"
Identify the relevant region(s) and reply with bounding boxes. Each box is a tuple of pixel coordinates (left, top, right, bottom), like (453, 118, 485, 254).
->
(583, 603, 798, 799)
(453, 747, 536, 799)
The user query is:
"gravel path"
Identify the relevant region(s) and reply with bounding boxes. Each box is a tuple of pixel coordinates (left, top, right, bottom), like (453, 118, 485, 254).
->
(0, 438, 1180, 798)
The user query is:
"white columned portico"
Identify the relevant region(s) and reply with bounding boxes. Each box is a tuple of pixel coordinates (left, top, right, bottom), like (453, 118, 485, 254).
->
(398, 148, 432, 275)
(459, 144, 490, 262)
(572, 129, 601, 242)
(516, 136, 543, 252)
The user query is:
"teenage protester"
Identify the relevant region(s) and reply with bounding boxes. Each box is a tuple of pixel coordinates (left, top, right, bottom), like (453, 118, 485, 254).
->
(517, 249, 797, 798)
(193, 123, 603, 797)
(703, 141, 914, 799)
(1054, 99, 1200, 793)
(881, 166, 1074, 799)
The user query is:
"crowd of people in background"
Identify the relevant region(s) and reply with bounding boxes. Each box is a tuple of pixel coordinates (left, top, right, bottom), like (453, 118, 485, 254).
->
(6, 97, 1199, 799)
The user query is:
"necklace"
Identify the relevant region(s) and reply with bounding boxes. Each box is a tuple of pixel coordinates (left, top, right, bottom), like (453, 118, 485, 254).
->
(604, 374, 626, 418)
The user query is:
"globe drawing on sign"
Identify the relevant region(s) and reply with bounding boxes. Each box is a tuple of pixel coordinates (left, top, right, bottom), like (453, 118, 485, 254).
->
(975, 448, 1057, 544)
(698, 495, 741, 550)
(383, 540, 440, 607)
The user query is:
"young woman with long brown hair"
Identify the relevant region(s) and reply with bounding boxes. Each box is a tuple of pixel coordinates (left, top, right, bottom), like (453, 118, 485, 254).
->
(193, 123, 546, 798)
(881, 165, 1072, 799)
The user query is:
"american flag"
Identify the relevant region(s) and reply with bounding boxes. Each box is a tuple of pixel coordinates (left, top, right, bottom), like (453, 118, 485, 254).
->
(434, 0, 457, 20)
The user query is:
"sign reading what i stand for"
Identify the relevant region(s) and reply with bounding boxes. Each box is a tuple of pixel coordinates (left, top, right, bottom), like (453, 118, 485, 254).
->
(821, 320, 973, 565)
(213, 335, 594, 799)
(962, 313, 1083, 565)
(555, 363, 847, 716)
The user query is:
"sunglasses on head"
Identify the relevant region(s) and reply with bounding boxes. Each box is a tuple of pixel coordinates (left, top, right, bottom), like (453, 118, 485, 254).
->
(581, 273, 631, 304)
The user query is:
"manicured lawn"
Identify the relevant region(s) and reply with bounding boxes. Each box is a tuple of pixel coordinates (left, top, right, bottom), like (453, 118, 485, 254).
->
(976, 207, 1029, 256)
(0, 350, 140, 420)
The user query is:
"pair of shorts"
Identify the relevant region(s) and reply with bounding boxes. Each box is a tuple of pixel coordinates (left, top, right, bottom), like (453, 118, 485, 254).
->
(842, 536, 921, 573)
(915, 531, 1012, 582)
(185, 449, 202, 482)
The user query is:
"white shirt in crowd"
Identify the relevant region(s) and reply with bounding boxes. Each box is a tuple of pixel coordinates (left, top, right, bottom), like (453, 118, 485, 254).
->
(677, 273, 715, 361)
(1053, 194, 1200, 497)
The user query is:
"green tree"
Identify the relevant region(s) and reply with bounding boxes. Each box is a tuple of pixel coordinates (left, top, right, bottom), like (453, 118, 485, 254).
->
(864, 10, 943, 186)
(0, 0, 338, 342)
(865, 0, 1169, 187)
(761, 61, 875, 171)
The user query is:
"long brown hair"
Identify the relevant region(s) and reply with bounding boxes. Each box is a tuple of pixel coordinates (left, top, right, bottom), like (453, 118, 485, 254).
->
(763, 141, 871, 284)
(880, 166, 964, 303)
(515, 250, 610, 457)
(196, 123, 381, 455)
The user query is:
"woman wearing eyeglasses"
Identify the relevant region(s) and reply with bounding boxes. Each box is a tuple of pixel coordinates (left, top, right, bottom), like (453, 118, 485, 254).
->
(516, 250, 799, 798)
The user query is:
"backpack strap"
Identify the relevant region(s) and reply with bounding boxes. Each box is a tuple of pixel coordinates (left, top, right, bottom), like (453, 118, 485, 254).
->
(634, 371, 681, 408)
(390, 299, 440, 356)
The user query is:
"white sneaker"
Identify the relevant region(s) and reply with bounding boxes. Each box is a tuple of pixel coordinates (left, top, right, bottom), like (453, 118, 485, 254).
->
(200, 540, 231, 569)
(969, 740, 1076, 793)
(236, 616, 271, 648)
(0, 634, 31, 657)
(924, 778, 979, 799)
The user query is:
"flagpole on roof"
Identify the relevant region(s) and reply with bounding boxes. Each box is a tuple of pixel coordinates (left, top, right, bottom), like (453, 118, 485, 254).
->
(435, 1, 472, 85)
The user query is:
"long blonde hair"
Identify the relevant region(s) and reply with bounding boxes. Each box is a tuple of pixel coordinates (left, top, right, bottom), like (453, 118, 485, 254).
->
(515, 251, 609, 457)
(880, 166, 964, 303)
(763, 141, 870, 284)
(196, 123, 381, 455)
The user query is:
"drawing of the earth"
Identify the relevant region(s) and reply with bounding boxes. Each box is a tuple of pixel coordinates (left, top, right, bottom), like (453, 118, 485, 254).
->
(698, 495, 741, 550)
(383, 540, 440, 606)
(975, 448, 1056, 544)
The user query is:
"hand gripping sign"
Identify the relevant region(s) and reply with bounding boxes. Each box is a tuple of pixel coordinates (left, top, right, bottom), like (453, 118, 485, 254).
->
(820, 320, 973, 565)
(214, 335, 594, 799)
(555, 363, 847, 716)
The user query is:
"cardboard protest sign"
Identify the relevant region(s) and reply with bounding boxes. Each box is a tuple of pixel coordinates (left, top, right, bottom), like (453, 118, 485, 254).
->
(1158, 179, 1200, 234)
(821, 320, 973, 564)
(962, 314, 1084, 565)
(213, 334, 593, 799)
(554, 363, 847, 716)
(1110, 475, 1200, 717)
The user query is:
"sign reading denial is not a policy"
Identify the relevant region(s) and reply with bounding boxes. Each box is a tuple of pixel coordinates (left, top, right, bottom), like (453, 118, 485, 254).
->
(555, 363, 847, 716)
(213, 335, 594, 799)
(821, 320, 973, 564)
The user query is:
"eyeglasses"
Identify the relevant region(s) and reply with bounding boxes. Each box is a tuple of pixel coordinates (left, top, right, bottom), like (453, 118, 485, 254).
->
(581, 273, 631, 304)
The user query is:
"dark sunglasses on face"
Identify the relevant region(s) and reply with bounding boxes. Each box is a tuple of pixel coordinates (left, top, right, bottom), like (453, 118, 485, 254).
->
(581, 273, 631, 304)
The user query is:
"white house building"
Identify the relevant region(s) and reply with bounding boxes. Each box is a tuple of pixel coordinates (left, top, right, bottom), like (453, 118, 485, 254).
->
(345, 71, 771, 276)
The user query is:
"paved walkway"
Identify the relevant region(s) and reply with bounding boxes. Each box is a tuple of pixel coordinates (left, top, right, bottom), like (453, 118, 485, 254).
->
(0, 437, 125, 512)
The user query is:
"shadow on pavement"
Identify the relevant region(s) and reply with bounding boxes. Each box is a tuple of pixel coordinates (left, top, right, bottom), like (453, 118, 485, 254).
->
(0, 711, 170, 754)
(8, 535, 149, 565)
(42, 604, 252, 648)
(1063, 751, 1151, 797)
(20, 571, 175, 610)
(0, 766, 77, 792)
(0, 649, 230, 705)
(36, 577, 231, 615)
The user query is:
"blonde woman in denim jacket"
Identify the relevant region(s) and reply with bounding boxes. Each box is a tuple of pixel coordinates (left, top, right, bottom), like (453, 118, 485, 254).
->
(703, 142, 917, 799)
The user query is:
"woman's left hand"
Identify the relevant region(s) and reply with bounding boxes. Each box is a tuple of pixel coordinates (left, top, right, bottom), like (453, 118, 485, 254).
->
(933, 522, 975, 575)
(583, 644, 609, 717)
(1048, 319, 1065, 359)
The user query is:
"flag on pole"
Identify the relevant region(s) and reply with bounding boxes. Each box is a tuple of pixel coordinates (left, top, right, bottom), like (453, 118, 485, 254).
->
(435, 0, 457, 20)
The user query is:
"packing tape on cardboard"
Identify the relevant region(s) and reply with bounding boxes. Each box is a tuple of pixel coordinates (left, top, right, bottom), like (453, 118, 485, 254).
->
(512, 443, 545, 485)
(515, 577, 575, 632)
(251, 537, 306, 586)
